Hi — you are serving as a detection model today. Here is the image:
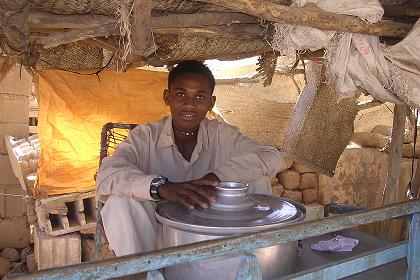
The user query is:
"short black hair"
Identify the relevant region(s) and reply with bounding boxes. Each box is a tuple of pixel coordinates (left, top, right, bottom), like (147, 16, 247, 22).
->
(168, 60, 216, 92)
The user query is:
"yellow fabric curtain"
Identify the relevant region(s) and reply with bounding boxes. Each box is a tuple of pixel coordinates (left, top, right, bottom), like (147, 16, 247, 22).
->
(35, 69, 170, 197)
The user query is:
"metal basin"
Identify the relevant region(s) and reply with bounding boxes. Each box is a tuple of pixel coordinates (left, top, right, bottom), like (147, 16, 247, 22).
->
(156, 181, 306, 280)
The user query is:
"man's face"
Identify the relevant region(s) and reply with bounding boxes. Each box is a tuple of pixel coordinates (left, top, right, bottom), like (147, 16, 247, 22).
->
(164, 73, 215, 131)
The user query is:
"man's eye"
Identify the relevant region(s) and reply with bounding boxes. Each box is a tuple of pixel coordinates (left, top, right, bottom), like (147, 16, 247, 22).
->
(176, 92, 185, 97)
(196, 95, 205, 100)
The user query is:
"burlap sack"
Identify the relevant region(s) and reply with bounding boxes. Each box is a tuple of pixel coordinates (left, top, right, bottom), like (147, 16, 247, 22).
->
(282, 62, 358, 176)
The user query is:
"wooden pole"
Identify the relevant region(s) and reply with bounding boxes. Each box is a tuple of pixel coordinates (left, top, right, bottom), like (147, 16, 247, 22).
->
(379, 104, 406, 240)
(382, 105, 407, 205)
(196, 0, 412, 38)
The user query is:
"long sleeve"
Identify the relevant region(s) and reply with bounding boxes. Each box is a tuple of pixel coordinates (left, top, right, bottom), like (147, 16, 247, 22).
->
(96, 127, 157, 202)
(210, 124, 284, 182)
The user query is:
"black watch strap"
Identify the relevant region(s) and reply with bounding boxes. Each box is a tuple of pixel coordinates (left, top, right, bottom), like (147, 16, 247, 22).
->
(150, 175, 168, 201)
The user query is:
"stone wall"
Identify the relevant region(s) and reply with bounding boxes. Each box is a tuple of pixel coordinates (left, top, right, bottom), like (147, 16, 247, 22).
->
(0, 63, 32, 277)
(318, 147, 415, 241)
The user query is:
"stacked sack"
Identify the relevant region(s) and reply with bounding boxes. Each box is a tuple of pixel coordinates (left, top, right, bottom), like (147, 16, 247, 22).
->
(351, 125, 420, 158)
(271, 158, 318, 204)
(5, 135, 40, 192)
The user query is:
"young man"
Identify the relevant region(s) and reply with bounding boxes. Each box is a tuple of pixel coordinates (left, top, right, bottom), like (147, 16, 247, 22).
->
(96, 60, 285, 256)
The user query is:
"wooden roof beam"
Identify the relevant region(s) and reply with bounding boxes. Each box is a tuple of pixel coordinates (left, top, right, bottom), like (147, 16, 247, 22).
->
(131, 0, 155, 57)
(196, 0, 413, 38)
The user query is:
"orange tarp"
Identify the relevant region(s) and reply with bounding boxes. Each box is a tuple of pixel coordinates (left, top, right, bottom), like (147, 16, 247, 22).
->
(35, 69, 170, 197)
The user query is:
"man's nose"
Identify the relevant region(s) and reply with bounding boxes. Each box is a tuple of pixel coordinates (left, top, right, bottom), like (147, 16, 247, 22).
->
(184, 96, 195, 106)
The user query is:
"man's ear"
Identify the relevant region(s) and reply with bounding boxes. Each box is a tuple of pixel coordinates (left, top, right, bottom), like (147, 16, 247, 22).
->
(163, 89, 170, 105)
(209, 95, 216, 111)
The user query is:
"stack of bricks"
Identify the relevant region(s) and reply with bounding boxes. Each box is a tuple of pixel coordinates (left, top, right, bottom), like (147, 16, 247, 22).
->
(271, 158, 318, 205)
(0, 62, 31, 277)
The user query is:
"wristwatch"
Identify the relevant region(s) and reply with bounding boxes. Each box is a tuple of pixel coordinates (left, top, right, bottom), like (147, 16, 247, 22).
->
(150, 175, 168, 201)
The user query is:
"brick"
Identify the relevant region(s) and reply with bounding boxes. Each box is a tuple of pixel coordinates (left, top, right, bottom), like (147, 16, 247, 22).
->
(303, 203, 324, 222)
(0, 156, 19, 185)
(34, 223, 81, 270)
(281, 190, 302, 203)
(0, 248, 20, 262)
(0, 217, 30, 249)
(36, 191, 96, 236)
(276, 170, 299, 190)
(299, 173, 318, 190)
(0, 94, 29, 123)
(302, 189, 317, 204)
(0, 123, 29, 154)
(0, 256, 11, 277)
(291, 163, 313, 174)
(0, 184, 26, 218)
(81, 238, 114, 262)
(271, 183, 284, 197)
(26, 253, 37, 272)
(278, 157, 293, 173)
(0, 63, 32, 96)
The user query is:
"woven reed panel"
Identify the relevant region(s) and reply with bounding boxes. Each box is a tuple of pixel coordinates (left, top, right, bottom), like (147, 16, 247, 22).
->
(214, 74, 304, 149)
(31, 0, 293, 15)
(36, 42, 104, 70)
(158, 36, 271, 62)
(31, 0, 225, 15)
(282, 62, 358, 176)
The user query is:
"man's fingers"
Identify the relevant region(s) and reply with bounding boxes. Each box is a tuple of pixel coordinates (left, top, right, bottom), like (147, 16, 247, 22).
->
(190, 178, 219, 187)
(182, 184, 217, 203)
(178, 188, 210, 208)
(174, 193, 195, 210)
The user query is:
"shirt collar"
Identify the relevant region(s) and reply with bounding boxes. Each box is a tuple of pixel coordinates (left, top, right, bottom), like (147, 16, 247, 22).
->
(157, 116, 210, 152)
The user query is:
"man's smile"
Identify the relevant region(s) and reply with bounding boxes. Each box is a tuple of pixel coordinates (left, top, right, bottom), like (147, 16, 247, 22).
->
(180, 111, 198, 120)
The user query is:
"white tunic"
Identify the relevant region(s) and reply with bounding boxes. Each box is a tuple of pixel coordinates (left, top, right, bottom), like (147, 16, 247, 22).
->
(96, 116, 284, 256)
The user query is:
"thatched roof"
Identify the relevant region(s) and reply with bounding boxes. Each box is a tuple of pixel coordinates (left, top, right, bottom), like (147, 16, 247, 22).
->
(0, 0, 418, 72)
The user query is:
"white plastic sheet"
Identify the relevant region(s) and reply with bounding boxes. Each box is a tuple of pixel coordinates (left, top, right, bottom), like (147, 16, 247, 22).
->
(272, 0, 420, 108)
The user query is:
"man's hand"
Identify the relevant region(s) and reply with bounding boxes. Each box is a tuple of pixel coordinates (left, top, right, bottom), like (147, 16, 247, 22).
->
(158, 174, 220, 209)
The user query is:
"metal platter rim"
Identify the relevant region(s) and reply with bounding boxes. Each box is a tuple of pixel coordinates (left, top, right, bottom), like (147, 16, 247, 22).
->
(155, 195, 306, 235)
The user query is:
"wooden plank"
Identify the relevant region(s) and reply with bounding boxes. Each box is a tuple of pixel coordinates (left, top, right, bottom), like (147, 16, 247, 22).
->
(196, 0, 413, 38)
(8, 200, 420, 280)
(236, 253, 262, 280)
(282, 242, 408, 280)
(383, 105, 407, 205)
(407, 213, 420, 280)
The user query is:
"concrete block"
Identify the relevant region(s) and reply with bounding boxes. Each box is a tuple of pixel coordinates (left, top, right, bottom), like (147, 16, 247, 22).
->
(0, 155, 19, 185)
(0, 123, 29, 154)
(303, 203, 324, 222)
(0, 94, 29, 123)
(0, 217, 30, 249)
(34, 223, 81, 270)
(0, 63, 32, 96)
(36, 191, 96, 236)
(0, 184, 26, 218)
